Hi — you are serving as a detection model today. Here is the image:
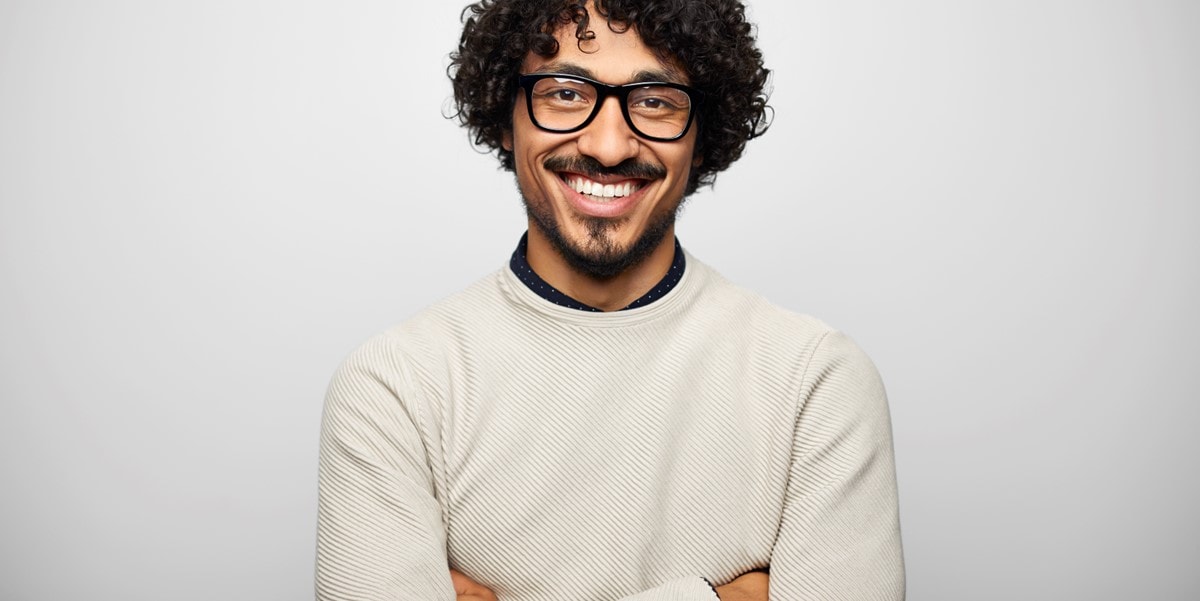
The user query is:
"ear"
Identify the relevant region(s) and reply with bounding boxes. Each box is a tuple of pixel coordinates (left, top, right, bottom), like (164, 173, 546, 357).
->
(502, 129, 513, 152)
(692, 153, 703, 168)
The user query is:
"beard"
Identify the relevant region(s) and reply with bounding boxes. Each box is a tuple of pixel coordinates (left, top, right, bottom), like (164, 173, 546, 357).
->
(521, 155, 682, 280)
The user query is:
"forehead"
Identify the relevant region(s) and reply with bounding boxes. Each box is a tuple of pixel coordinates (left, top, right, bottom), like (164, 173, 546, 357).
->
(520, 20, 687, 85)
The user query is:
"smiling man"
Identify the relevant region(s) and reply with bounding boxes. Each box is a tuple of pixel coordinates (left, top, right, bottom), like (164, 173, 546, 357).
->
(316, 1, 904, 600)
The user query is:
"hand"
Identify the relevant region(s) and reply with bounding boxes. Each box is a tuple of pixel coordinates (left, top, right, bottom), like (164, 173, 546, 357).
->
(450, 568, 498, 601)
(715, 570, 769, 601)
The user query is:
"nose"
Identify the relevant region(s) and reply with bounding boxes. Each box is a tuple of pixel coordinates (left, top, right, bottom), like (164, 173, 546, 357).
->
(575, 96, 640, 167)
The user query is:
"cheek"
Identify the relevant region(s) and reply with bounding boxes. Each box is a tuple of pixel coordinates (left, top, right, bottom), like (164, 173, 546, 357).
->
(666, 149, 698, 184)
(656, 131, 700, 176)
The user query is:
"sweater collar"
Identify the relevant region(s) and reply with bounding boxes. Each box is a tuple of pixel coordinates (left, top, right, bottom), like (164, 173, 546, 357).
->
(508, 232, 686, 313)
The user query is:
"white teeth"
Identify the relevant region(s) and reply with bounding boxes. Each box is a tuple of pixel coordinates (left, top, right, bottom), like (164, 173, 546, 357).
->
(566, 175, 641, 200)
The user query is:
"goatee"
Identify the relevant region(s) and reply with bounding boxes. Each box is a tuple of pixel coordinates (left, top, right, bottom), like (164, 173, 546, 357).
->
(522, 155, 682, 280)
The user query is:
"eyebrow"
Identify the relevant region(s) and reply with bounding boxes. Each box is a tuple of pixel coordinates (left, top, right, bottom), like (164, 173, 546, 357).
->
(530, 61, 686, 85)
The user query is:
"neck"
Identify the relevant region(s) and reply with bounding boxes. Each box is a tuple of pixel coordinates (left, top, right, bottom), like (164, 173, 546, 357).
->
(525, 225, 677, 312)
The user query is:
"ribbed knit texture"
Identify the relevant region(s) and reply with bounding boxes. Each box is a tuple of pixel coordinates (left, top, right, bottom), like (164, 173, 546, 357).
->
(317, 255, 905, 601)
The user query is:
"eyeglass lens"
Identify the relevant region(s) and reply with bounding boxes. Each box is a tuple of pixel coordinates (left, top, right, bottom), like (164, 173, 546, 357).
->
(529, 77, 693, 139)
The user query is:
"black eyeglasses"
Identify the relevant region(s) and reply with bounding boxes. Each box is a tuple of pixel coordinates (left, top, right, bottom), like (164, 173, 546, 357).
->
(517, 73, 704, 142)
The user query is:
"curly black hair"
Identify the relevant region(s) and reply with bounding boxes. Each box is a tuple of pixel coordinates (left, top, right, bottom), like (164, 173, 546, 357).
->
(448, 0, 771, 196)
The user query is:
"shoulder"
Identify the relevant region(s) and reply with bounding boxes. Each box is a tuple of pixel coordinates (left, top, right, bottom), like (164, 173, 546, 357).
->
(688, 256, 842, 353)
(375, 269, 510, 353)
(686, 256, 884, 395)
(331, 270, 509, 390)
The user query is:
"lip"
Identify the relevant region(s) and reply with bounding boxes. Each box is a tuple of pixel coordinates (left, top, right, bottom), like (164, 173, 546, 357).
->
(555, 172, 652, 219)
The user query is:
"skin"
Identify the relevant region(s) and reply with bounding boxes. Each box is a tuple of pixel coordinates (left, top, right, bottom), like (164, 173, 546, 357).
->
(451, 569, 498, 601)
(500, 9, 699, 311)
(716, 571, 770, 601)
(455, 6, 771, 600)
(451, 568, 767, 601)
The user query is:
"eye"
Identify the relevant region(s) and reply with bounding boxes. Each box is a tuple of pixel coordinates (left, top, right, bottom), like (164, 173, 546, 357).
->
(539, 87, 590, 107)
(553, 89, 581, 102)
(631, 96, 685, 113)
(629, 86, 690, 113)
(531, 77, 594, 107)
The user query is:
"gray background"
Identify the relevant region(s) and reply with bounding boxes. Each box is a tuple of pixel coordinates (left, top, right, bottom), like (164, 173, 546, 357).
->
(1, 0, 1197, 599)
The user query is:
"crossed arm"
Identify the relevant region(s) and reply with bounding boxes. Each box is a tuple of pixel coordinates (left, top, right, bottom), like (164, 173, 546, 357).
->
(450, 569, 769, 601)
(316, 331, 903, 600)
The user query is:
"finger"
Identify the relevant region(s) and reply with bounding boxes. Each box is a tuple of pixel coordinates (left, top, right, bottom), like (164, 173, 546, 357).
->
(449, 569, 473, 594)
(456, 592, 497, 601)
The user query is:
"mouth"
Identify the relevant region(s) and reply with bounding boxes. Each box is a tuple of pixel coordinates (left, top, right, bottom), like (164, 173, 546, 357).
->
(557, 172, 647, 202)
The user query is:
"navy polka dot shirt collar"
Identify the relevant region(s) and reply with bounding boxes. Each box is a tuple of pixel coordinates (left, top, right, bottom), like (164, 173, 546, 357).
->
(508, 232, 686, 312)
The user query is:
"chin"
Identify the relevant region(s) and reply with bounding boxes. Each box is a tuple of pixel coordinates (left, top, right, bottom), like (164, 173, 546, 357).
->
(527, 194, 679, 280)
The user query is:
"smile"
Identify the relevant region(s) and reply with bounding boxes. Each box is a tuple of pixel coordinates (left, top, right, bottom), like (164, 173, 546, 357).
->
(559, 174, 644, 201)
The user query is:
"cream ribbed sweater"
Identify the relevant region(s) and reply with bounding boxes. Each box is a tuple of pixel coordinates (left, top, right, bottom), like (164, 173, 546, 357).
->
(316, 255, 904, 600)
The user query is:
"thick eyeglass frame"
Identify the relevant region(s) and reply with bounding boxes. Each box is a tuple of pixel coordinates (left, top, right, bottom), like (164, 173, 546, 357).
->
(516, 73, 705, 142)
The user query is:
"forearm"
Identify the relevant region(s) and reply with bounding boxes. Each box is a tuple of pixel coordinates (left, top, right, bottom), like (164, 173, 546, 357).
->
(317, 335, 456, 601)
(768, 330, 905, 599)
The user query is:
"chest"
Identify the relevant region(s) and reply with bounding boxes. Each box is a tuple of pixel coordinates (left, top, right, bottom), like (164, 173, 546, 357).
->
(433, 340, 799, 596)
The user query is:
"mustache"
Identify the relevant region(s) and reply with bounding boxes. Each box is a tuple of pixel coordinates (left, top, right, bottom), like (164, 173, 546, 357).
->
(543, 155, 667, 181)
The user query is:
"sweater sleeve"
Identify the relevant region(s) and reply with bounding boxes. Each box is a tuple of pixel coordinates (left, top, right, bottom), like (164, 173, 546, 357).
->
(616, 576, 721, 601)
(316, 335, 456, 601)
(769, 331, 905, 600)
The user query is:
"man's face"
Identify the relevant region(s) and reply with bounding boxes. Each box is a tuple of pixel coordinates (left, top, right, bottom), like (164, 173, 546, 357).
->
(503, 17, 698, 279)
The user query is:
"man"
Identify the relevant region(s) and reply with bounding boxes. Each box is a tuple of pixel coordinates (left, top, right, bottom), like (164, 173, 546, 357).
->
(316, 1, 904, 599)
